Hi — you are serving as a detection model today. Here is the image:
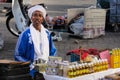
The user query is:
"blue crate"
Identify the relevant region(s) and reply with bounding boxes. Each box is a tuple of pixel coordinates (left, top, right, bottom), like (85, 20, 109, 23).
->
(69, 53, 80, 62)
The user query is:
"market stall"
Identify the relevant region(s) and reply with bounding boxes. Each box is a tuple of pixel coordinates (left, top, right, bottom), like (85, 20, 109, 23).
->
(32, 48, 120, 80)
(43, 68, 120, 80)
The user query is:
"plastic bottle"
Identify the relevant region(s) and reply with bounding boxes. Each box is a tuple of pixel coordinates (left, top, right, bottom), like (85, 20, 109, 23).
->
(67, 66, 73, 78)
(110, 49, 114, 68)
(78, 64, 82, 76)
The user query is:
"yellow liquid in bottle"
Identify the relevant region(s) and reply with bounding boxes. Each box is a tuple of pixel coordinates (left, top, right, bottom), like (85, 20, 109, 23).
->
(110, 49, 114, 68)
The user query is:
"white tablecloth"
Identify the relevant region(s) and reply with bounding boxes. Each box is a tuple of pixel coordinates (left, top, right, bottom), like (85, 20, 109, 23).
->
(43, 68, 120, 80)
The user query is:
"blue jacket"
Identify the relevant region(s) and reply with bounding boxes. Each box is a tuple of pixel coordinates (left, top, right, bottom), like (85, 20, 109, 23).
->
(14, 28, 56, 77)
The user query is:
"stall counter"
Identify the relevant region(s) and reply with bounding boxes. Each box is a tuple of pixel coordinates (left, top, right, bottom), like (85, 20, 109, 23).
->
(43, 68, 120, 80)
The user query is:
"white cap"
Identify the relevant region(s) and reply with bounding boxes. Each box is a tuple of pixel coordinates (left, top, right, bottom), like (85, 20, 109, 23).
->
(28, 5, 46, 19)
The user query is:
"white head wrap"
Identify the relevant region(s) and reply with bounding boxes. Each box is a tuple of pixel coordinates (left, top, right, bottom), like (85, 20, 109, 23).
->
(28, 5, 46, 19)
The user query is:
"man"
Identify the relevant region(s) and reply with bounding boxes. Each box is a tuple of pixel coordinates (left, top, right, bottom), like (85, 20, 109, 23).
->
(14, 5, 56, 77)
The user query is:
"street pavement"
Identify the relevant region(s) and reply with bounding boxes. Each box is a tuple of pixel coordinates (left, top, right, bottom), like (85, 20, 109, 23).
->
(0, 1, 120, 61)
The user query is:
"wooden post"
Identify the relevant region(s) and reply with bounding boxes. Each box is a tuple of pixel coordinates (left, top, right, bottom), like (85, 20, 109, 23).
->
(79, 46, 83, 63)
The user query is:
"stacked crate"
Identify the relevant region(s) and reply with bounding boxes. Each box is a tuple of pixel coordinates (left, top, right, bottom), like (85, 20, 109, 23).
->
(0, 60, 32, 80)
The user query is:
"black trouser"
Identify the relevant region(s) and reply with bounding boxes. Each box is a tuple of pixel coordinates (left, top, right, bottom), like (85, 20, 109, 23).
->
(34, 72, 45, 80)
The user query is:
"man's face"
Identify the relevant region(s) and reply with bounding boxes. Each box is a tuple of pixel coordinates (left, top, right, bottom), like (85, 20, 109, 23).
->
(31, 10, 43, 27)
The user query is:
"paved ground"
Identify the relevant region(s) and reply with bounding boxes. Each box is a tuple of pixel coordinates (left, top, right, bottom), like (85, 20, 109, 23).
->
(0, 1, 120, 61)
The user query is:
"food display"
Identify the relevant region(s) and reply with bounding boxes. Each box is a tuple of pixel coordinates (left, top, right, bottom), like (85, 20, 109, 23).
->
(46, 56, 63, 75)
(60, 59, 108, 78)
(110, 48, 120, 68)
(34, 63, 47, 73)
(32, 48, 120, 80)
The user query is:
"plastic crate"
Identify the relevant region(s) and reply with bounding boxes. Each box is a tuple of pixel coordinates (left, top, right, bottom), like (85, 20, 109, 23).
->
(69, 53, 80, 62)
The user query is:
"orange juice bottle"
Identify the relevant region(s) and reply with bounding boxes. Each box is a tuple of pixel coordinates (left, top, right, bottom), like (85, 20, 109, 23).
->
(118, 48, 120, 67)
(75, 64, 79, 77)
(114, 48, 118, 68)
(110, 49, 114, 68)
(116, 48, 119, 68)
(113, 48, 117, 68)
(93, 61, 97, 72)
(67, 66, 73, 78)
(72, 65, 76, 77)
(102, 59, 104, 70)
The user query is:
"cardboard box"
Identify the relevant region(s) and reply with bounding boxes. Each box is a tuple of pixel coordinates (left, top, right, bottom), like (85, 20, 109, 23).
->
(83, 8, 106, 39)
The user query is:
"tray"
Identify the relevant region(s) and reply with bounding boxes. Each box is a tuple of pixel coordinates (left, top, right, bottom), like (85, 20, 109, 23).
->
(0, 60, 30, 69)
(0, 73, 32, 80)
(0, 66, 30, 76)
